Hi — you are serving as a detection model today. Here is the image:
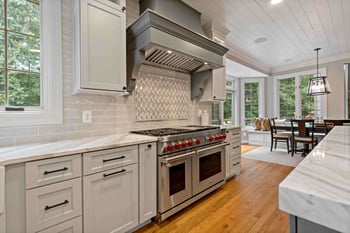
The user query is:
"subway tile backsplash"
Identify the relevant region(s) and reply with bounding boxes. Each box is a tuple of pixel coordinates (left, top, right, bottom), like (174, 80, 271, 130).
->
(0, 0, 211, 147)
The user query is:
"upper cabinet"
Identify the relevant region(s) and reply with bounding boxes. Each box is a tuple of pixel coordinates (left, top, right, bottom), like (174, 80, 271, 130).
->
(73, 0, 127, 95)
(199, 67, 226, 101)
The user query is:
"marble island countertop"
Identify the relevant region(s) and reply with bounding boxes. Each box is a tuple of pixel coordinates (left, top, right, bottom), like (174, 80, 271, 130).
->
(279, 126, 350, 233)
(0, 133, 158, 166)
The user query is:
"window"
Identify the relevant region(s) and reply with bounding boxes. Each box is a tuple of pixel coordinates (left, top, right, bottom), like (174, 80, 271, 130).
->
(241, 78, 264, 128)
(274, 68, 327, 120)
(212, 78, 237, 125)
(0, 0, 62, 126)
(0, 0, 41, 107)
(279, 77, 295, 118)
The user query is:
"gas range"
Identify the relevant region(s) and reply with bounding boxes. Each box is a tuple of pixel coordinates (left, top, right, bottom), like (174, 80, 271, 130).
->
(131, 125, 226, 155)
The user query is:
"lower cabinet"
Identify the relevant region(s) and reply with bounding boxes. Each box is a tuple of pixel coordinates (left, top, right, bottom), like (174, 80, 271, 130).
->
(225, 127, 241, 178)
(26, 178, 82, 233)
(83, 164, 139, 233)
(4, 142, 157, 233)
(38, 217, 82, 233)
(139, 143, 157, 224)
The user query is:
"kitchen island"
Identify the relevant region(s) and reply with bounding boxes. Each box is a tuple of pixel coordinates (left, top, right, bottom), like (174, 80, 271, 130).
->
(279, 126, 350, 233)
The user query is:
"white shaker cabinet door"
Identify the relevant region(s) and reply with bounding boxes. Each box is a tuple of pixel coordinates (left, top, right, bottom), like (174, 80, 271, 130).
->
(139, 143, 157, 224)
(83, 164, 138, 233)
(74, 0, 127, 94)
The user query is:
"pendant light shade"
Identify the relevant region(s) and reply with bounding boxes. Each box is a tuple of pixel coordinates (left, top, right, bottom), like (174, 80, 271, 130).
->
(307, 48, 331, 96)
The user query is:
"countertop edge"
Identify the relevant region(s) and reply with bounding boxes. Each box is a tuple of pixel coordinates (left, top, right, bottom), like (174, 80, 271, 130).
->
(0, 134, 158, 166)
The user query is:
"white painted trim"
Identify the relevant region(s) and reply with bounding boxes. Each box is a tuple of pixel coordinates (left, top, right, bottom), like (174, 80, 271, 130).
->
(271, 52, 350, 74)
(0, 0, 62, 127)
(240, 78, 265, 129)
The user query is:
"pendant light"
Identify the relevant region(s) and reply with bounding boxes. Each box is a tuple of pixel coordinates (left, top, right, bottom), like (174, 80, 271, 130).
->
(307, 48, 331, 96)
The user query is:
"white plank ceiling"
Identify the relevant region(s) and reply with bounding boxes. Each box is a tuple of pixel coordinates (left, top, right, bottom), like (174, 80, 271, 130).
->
(183, 0, 350, 75)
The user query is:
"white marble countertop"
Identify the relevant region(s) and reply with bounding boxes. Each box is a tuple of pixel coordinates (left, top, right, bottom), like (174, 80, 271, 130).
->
(219, 125, 241, 130)
(0, 133, 158, 166)
(279, 126, 350, 233)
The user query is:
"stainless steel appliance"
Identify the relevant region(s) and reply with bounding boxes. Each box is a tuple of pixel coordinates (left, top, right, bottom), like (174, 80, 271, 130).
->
(131, 126, 228, 221)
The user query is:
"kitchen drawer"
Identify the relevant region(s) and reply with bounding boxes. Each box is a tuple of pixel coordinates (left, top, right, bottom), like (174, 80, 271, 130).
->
(230, 160, 241, 176)
(231, 152, 241, 161)
(83, 145, 138, 175)
(229, 137, 241, 147)
(26, 178, 82, 233)
(26, 154, 82, 189)
(231, 146, 241, 155)
(38, 216, 82, 233)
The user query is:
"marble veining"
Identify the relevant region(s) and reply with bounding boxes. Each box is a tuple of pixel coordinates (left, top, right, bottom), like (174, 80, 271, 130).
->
(279, 126, 350, 233)
(0, 134, 158, 166)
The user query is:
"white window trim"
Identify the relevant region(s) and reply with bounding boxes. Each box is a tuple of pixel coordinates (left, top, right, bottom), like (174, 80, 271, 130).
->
(218, 76, 239, 126)
(273, 68, 327, 119)
(240, 78, 265, 129)
(0, 0, 62, 127)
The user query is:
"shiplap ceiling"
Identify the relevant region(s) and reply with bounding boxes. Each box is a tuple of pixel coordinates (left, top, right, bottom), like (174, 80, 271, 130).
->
(183, 0, 350, 75)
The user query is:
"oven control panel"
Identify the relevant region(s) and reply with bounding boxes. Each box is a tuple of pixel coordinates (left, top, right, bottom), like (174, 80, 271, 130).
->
(161, 131, 226, 154)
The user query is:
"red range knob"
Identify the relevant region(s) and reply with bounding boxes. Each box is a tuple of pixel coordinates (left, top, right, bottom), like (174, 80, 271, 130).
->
(223, 134, 227, 139)
(209, 136, 214, 142)
(167, 144, 173, 151)
(188, 140, 193, 146)
(196, 139, 200, 145)
(182, 141, 187, 148)
(174, 143, 180, 149)
(219, 135, 223, 139)
(215, 135, 220, 140)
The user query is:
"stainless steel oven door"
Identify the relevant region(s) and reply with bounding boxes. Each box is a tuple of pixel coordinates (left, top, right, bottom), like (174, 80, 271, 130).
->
(192, 143, 228, 196)
(158, 151, 195, 213)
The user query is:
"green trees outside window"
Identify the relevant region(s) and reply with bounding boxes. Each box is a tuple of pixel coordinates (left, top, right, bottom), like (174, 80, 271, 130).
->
(0, 0, 40, 107)
(279, 77, 295, 118)
(244, 82, 259, 126)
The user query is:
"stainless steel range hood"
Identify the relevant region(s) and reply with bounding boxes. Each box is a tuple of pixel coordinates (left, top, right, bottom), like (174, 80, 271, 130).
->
(126, 0, 228, 93)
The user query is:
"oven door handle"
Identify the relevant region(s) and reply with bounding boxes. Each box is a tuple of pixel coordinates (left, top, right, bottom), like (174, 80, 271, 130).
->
(160, 151, 196, 165)
(196, 142, 230, 154)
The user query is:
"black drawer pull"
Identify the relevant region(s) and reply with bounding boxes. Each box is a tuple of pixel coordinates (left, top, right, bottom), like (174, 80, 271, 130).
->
(43, 167, 68, 175)
(148, 144, 152, 148)
(103, 169, 126, 177)
(102, 156, 125, 163)
(45, 200, 69, 211)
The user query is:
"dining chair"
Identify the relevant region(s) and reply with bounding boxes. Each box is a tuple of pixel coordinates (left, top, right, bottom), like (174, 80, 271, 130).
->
(290, 119, 318, 157)
(268, 118, 291, 153)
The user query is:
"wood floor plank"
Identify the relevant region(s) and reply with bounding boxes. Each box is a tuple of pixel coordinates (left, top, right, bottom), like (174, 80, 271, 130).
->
(135, 145, 294, 233)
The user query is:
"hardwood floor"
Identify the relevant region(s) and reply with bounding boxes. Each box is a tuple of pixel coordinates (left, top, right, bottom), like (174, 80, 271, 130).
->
(135, 144, 294, 233)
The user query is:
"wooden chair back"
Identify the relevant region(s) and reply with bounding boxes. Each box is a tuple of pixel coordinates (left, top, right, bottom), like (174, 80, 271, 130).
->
(290, 119, 315, 138)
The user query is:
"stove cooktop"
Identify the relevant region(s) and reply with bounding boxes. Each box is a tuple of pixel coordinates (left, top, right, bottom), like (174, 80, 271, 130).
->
(131, 125, 219, 137)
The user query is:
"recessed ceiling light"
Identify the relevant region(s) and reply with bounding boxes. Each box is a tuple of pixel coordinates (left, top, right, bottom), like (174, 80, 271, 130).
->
(204, 62, 208, 65)
(254, 37, 267, 44)
(270, 0, 282, 4)
(166, 50, 172, 54)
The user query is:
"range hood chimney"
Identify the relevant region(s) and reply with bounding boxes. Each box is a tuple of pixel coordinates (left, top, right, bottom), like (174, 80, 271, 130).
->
(126, 0, 228, 93)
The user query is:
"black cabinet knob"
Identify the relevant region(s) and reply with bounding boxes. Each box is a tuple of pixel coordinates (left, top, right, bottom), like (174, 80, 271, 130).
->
(122, 6, 126, 12)
(147, 144, 152, 148)
(213, 96, 216, 99)
(123, 86, 127, 90)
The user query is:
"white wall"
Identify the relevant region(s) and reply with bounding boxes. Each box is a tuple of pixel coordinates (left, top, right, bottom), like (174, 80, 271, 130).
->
(0, 0, 211, 147)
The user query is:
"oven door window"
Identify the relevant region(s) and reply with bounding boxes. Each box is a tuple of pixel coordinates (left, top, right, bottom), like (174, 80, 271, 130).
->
(169, 163, 186, 195)
(199, 152, 222, 181)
